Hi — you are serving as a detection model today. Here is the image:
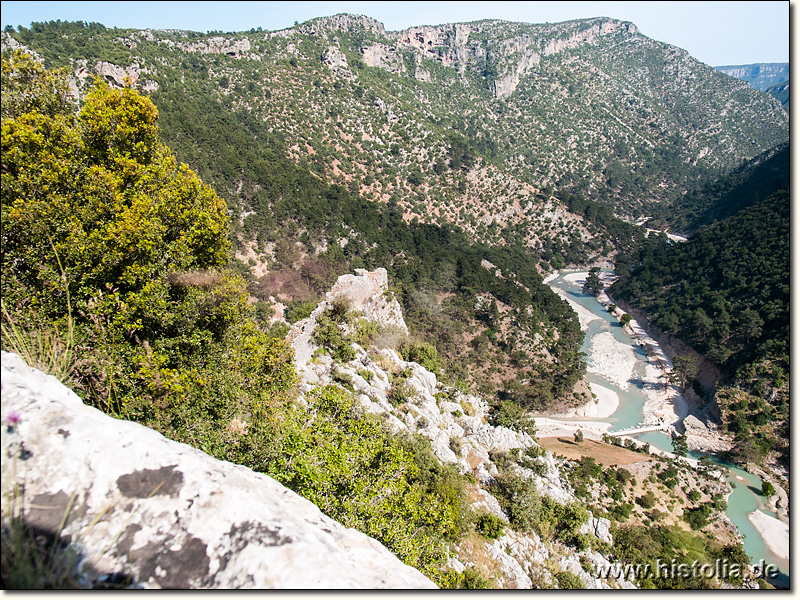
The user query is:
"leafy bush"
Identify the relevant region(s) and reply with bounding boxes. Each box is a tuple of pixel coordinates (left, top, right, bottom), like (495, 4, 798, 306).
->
(490, 470, 587, 542)
(556, 571, 585, 589)
(312, 302, 356, 362)
(475, 513, 506, 539)
(389, 380, 414, 407)
(224, 387, 470, 583)
(400, 340, 441, 374)
(636, 491, 657, 509)
(440, 567, 493, 589)
(489, 400, 536, 437)
(612, 523, 736, 588)
(609, 502, 633, 521)
(683, 503, 713, 530)
(284, 299, 317, 323)
(2, 52, 265, 426)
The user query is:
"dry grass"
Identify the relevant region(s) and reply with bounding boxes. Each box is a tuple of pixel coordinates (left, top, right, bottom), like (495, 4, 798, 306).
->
(166, 269, 224, 289)
(537, 438, 653, 466)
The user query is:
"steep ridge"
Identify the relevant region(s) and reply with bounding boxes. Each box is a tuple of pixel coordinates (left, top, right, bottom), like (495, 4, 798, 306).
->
(3, 16, 788, 234)
(0, 351, 437, 589)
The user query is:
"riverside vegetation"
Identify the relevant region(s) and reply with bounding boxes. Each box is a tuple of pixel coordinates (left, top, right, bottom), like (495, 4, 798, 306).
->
(612, 146, 789, 472)
(1, 12, 789, 589)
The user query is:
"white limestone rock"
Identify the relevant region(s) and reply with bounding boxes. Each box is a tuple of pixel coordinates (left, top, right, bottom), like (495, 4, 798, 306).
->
(0, 352, 436, 590)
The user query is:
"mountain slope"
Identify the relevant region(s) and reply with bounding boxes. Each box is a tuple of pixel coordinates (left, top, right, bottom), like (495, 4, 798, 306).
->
(647, 142, 789, 233)
(766, 78, 789, 109)
(612, 184, 789, 468)
(2, 14, 787, 416)
(4, 17, 788, 230)
(0, 31, 765, 590)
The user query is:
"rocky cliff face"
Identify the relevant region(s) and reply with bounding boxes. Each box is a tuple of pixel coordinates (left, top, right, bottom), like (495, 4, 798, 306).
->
(0, 351, 436, 589)
(716, 62, 789, 92)
(1, 269, 630, 589)
(287, 269, 629, 589)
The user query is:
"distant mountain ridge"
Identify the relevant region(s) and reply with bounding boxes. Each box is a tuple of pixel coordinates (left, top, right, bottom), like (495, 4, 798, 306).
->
(2, 16, 788, 238)
(766, 78, 789, 109)
(715, 62, 789, 92)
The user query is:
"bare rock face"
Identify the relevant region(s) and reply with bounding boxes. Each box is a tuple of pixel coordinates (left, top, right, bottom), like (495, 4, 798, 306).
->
(184, 36, 252, 58)
(288, 268, 407, 368)
(69, 60, 158, 95)
(360, 43, 406, 74)
(94, 61, 143, 86)
(0, 352, 436, 589)
(323, 45, 348, 69)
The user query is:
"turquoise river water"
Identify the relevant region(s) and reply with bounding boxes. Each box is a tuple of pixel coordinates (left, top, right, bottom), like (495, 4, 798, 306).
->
(545, 271, 789, 587)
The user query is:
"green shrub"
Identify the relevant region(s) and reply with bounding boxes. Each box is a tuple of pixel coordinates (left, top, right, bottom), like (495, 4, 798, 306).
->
(610, 502, 633, 521)
(684, 503, 713, 530)
(400, 340, 441, 374)
(637, 491, 657, 509)
(233, 387, 469, 582)
(2, 53, 267, 426)
(475, 513, 506, 539)
(389, 380, 414, 407)
(352, 318, 379, 346)
(284, 299, 317, 323)
(556, 571, 585, 589)
(489, 400, 537, 437)
(440, 567, 493, 589)
(313, 304, 356, 362)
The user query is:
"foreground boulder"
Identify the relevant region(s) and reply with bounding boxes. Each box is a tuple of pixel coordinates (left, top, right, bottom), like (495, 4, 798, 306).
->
(0, 351, 436, 589)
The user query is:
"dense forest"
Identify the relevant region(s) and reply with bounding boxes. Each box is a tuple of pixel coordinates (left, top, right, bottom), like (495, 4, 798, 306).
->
(646, 143, 789, 234)
(612, 178, 789, 466)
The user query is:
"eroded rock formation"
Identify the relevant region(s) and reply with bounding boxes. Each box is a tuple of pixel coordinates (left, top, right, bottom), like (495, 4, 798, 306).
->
(0, 351, 436, 589)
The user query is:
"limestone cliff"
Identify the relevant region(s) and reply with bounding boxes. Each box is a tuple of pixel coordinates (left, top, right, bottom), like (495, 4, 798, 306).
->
(287, 269, 630, 589)
(0, 351, 436, 589)
(1, 269, 632, 589)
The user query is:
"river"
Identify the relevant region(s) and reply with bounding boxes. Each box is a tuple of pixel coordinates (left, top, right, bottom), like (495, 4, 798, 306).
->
(543, 270, 789, 588)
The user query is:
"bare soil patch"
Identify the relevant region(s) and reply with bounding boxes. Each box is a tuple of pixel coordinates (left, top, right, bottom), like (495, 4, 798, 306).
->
(538, 438, 652, 466)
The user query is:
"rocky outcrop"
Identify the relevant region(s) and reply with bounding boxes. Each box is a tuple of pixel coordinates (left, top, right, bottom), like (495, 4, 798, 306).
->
(323, 45, 348, 69)
(184, 36, 252, 58)
(94, 61, 143, 86)
(360, 43, 406, 74)
(542, 20, 636, 56)
(287, 268, 407, 367)
(70, 60, 158, 94)
(0, 351, 436, 589)
(282, 268, 632, 589)
(715, 63, 789, 92)
(313, 14, 387, 38)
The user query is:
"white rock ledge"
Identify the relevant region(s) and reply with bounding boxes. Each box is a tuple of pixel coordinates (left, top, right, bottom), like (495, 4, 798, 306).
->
(0, 351, 436, 589)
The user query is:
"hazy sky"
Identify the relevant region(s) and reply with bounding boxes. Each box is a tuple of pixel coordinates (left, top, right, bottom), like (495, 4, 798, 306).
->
(0, 1, 790, 66)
